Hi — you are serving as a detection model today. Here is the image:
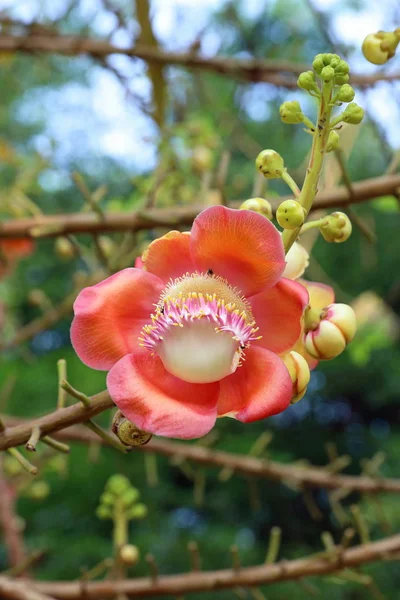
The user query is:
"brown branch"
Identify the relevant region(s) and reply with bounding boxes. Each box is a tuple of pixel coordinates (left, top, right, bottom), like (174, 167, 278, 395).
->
(0, 462, 27, 569)
(0, 577, 56, 600)
(0, 33, 399, 88)
(25, 534, 400, 598)
(2, 414, 400, 494)
(1, 174, 399, 241)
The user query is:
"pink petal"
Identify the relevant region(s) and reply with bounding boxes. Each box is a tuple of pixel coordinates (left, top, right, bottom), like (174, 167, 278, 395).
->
(71, 268, 164, 370)
(142, 231, 196, 283)
(191, 206, 286, 297)
(218, 346, 292, 422)
(249, 278, 309, 354)
(107, 353, 219, 439)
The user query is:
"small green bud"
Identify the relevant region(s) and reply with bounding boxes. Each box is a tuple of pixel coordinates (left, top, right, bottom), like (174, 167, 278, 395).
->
(27, 481, 50, 501)
(312, 55, 325, 74)
(276, 200, 306, 230)
(336, 84, 355, 103)
(106, 474, 131, 496)
(322, 53, 334, 65)
(342, 102, 364, 125)
(320, 211, 352, 243)
(55, 237, 75, 260)
(119, 544, 140, 566)
(334, 73, 350, 85)
(326, 130, 340, 153)
(129, 503, 148, 520)
(121, 487, 140, 508)
(279, 100, 304, 124)
(96, 505, 112, 520)
(255, 149, 285, 179)
(297, 71, 317, 92)
(239, 198, 273, 220)
(100, 492, 115, 507)
(320, 66, 335, 83)
(335, 60, 350, 74)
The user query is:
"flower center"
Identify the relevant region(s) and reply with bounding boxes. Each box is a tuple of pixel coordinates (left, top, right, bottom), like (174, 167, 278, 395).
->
(139, 274, 260, 384)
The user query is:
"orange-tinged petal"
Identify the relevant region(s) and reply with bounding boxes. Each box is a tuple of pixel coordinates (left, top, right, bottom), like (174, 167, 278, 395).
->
(217, 346, 292, 422)
(300, 279, 335, 310)
(107, 353, 219, 439)
(71, 268, 164, 370)
(142, 231, 195, 283)
(250, 278, 308, 354)
(1, 238, 34, 259)
(191, 206, 286, 297)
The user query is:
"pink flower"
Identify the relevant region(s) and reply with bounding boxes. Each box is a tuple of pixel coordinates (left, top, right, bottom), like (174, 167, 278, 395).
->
(71, 206, 308, 439)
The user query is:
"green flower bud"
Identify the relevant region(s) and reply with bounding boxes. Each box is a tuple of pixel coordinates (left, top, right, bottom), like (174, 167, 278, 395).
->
(279, 100, 304, 124)
(255, 149, 285, 179)
(326, 130, 340, 153)
(276, 200, 306, 230)
(119, 544, 140, 566)
(312, 54, 325, 74)
(100, 492, 115, 507)
(320, 211, 352, 243)
(320, 66, 335, 83)
(239, 198, 273, 220)
(334, 73, 350, 85)
(96, 505, 112, 520)
(342, 102, 364, 125)
(297, 71, 317, 92)
(27, 481, 50, 501)
(335, 60, 350, 74)
(106, 474, 131, 496)
(121, 487, 140, 508)
(336, 84, 355, 103)
(129, 503, 148, 520)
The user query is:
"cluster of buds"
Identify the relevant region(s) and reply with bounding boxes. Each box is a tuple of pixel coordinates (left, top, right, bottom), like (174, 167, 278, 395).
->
(96, 474, 148, 521)
(362, 29, 400, 65)
(304, 303, 356, 360)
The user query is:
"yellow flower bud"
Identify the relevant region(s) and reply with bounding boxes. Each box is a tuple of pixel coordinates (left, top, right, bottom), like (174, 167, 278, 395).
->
(255, 150, 285, 179)
(305, 303, 356, 360)
(297, 70, 318, 93)
(27, 481, 50, 501)
(282, 241, 309, 280)
(279, 100, 304, 124)
(320, 211, 352, 243)
(326, 130, 340, 153)
(239, 198, 272, 220)
(342, 103, 364, 125)
(55, 237, 75, 260)
(283, 351, 311, 404)
(276, 199, 306, 230)
(362, 32, 391, 65)
(120, 544, 140, 566)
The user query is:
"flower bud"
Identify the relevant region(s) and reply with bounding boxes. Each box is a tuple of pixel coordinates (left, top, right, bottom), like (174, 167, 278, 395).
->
(282, 241, 309, 280)
(129, 503, 148, 520)
(342, 103, 364, 125)
(55, 237, 75, 260)
(279, 100, 304, 124)
(106, 474, 131, 496)
(27, 481, 50, 501)
(336, 84, 355, 103)
(305, 303, 356, 360)
(320, 211, 352, 243)
(312, 55, 325, 74)
(239, 198, 272, 220)
(100, 492, 115, 507)
(192, 146, 213, 172)
(297, 71, 318, 93)
(362, 32, 391, 65)
(96, 505, 112, 520)
(120, 544, 140, 566)
(320, 66, 335, 83)
(276, 199, 306, 230)
(283, 351, 310, 404)
(112, 410, 152, 446)
(334, 74, 350, 85)
(255, 149, 285, 179)
(121, 487, 140, 508)
(335, 60, 350, 74)
(326, 130, 340, 153)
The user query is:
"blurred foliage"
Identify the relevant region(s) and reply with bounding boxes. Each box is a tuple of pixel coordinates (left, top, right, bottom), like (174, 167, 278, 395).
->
(0, 1, 400, 599)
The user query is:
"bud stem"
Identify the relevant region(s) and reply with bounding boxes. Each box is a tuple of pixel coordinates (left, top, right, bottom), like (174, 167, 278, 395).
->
(281, 170, 301, 198)
(301, 115, 316, 131)
(299, 218, 326, 235)
(282, 81, 335, 253)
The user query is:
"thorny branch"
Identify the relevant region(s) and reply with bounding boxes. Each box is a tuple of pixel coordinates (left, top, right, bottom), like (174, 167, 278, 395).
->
(2, 410, 400, 494)
(0, 33, 399, 88)
(1, 174, 399, 240)
(17, 533, 400, 598)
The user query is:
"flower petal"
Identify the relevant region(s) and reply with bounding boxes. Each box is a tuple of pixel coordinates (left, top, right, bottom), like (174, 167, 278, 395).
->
(249, 278, 309, 354)
(191, 206, 286, 296)
(1, 238, 34, 259)
(300, 279, 335, 310)
(71, 268, 164, 370)
(282, 241, 309, 280)
(107, 353, 219, 439)
(218, 346, 292, 422)
(142, 231, 195, 283)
